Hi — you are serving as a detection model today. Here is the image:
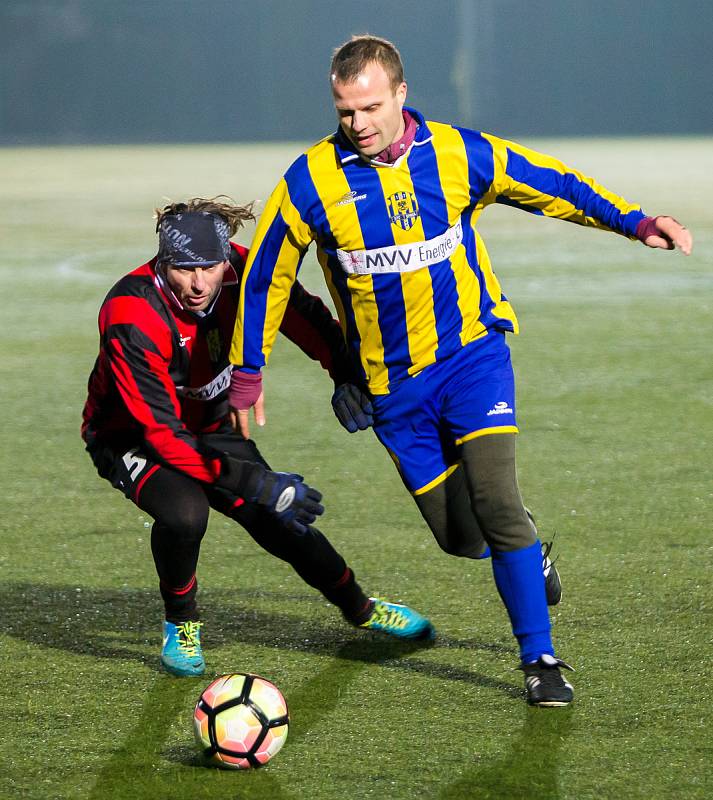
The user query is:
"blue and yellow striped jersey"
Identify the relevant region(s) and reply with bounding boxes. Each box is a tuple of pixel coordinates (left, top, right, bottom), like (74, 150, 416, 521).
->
(231, 107, 646, 394)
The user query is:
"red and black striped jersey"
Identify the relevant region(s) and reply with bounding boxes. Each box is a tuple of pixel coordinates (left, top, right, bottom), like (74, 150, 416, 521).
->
(82, 243, 351, 484)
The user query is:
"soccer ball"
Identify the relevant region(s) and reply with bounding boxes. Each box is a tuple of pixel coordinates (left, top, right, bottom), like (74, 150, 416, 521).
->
(193, 673, 289, 769)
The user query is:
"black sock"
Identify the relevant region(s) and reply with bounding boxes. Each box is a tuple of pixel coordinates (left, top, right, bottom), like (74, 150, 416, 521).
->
(160, 575, 200, 622)
(320, 568, 373, 623)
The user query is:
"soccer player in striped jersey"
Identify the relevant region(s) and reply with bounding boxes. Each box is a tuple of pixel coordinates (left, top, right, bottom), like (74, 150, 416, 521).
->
(82, 197, 434, 678)
(228, 37, 692, 706)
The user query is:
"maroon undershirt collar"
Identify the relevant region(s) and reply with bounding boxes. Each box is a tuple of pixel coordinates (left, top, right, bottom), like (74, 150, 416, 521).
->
(372, 110, 418, 164)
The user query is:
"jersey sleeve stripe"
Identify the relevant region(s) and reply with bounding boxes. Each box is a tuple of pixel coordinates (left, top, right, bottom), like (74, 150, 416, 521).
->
(454, 126, 497, 207)
(100, 295, 173, 360)
(108, 336, 220, 482)
(495, 195, 545, 215)
(234, 173, 314, 370)
(503, 145, 645, 235)
(236, 205, 290, 369)
(290, 148, 336, 247)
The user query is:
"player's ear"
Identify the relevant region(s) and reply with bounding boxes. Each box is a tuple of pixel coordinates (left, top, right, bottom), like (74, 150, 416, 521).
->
(396, 81, 407, 107)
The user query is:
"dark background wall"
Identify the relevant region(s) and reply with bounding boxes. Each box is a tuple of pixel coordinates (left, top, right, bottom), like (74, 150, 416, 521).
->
(2, 0, 711, 144)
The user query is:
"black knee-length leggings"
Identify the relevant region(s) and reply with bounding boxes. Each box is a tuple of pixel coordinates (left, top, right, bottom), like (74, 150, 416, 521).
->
(87, 430, 369, 622)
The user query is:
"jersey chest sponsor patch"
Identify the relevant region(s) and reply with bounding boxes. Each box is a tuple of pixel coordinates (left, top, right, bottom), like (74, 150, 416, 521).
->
(175, 364, 231, 401)
(336, 220, 463, 275)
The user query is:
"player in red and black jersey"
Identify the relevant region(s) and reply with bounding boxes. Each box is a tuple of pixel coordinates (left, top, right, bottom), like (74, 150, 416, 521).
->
(82, 197, 434, 677)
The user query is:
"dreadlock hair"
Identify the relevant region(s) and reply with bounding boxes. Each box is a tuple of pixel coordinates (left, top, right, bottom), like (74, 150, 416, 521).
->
(154, 196, 255, 237)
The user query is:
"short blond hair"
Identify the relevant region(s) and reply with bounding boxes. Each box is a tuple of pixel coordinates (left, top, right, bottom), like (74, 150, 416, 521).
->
(330, 34, 404, 90)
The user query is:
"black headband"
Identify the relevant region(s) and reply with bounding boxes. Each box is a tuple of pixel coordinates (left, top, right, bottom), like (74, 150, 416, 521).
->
(157, 211, 231, 267)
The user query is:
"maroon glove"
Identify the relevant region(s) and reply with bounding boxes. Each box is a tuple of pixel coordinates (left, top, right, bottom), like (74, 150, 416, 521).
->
(229, 369, 262, 410)
(635, 216, 679, 247)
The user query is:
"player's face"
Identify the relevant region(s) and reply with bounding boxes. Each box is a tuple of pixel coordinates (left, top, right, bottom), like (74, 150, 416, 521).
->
(332, 61, 407, 157)
(165, 261, 228, 312)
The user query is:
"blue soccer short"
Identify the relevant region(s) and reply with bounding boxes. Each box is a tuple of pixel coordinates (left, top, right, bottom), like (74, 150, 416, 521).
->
(371, 331, 518, 494)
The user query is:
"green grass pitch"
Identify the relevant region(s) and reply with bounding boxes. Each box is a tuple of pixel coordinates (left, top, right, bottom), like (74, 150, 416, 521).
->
(1, 139, 711, 799)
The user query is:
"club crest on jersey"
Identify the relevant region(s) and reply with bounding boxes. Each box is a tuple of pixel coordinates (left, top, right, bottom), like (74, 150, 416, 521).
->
(387, 191, 420, 231)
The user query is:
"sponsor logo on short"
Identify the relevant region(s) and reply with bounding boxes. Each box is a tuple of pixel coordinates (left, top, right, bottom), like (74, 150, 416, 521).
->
(487, 401, 514, 416)
(275, 486, 295, 513)
(336, 221, 463, 275)
(387, 191, 420, 230)
(176, 365, 231, 401)
(336, 190, 367, 207)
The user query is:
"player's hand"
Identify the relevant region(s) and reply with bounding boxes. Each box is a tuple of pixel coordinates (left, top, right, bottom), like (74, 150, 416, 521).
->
(637, 215, 693, 255)
(257, 471, 324, 534)
(217, 460, 324, 534)
(228, 368, 266, 438)
(331, 383, 374, 432)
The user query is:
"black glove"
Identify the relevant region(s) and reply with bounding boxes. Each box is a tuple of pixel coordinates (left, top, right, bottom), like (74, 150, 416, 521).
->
(216, 458, 324, 534)
(331, 383, 374, 433)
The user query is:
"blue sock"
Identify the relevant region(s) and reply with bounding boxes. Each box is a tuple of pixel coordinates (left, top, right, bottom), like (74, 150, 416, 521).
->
(491, 540, 554, 663)
(476, 545, 491, 560)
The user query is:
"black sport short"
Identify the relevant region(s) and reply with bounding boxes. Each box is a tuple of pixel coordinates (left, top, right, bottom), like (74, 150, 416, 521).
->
(86, 428, 269, 506)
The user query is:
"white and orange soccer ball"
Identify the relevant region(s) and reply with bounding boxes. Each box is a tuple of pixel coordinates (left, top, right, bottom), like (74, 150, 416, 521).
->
(193, 673, 289, 769)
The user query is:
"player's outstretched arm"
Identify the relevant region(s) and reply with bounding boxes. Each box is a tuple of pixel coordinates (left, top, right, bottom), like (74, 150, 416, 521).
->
(216, 458, 324, 534)
(637, 215, 693, 255)
(228, 368, 266, 438)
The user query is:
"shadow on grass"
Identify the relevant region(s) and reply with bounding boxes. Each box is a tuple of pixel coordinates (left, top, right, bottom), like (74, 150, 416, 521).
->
(437, 707, 577, 800)
(86, 675, 298, 800)
(6, 582, 528, 799)
(3, 582, 520, 696)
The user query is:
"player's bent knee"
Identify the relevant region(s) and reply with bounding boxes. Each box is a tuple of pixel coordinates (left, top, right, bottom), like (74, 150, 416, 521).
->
(140, 469, 210, 543)
(435, 534, 489, 559)
(153, 501, 210, 544)
(415, 480, 488, 559)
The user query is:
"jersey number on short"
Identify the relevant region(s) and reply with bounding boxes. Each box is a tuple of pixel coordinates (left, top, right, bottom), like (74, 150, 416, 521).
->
(122, 448, 147, 482)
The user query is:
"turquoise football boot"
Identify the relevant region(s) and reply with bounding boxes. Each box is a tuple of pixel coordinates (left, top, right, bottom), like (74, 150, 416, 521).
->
(359, 598, 435, 640)
(161, 620, 205, 677)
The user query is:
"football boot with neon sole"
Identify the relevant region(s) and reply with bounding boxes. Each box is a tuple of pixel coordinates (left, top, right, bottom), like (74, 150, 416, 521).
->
(359, 598, 435, 640)
(525, 508, 562, 606)
(520, 654, 575, 707)
(161, 620, 205, 677)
